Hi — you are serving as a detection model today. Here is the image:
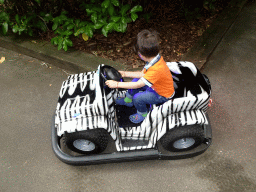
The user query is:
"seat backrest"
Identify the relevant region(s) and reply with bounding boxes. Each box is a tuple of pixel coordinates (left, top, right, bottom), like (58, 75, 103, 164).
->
(167, 61, 205, 98)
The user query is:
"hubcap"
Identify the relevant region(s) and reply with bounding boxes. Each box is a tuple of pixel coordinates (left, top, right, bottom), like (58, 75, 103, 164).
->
(73, 139, 96, 151)
(173, 138, 195, 149)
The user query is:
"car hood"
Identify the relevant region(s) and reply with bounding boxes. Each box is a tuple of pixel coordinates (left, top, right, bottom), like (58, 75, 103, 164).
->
(55, 67, 109, 136)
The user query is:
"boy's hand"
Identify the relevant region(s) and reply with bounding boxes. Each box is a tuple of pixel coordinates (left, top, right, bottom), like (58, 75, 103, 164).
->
(105, 80, 118, 88)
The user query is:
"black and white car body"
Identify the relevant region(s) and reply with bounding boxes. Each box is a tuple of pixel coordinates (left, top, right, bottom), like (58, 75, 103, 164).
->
(51, 61, 212, 165)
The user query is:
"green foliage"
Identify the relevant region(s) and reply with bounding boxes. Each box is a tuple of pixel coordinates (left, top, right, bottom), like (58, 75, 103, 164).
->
(179, 0, 218, 20)
(0, 0, 228, 51)
(50, 0, 143, 51)
(203, 0, 217, 11)
(0, 0, 145, 51)
(50, 11, 75, 51)
(79, 0, 143, 37)
(0, 0, 48, 36)
(0, 0, 9, 35)
(12, 15, 34, 36)
(9, 13, 47, 36)
(0, 11, 9, 35)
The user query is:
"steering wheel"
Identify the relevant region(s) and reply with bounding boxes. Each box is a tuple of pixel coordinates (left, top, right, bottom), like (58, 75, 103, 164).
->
(101, 65, 123, 82)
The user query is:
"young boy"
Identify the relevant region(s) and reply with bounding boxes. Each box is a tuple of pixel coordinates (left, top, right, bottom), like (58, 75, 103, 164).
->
(105, 29, 175, 124)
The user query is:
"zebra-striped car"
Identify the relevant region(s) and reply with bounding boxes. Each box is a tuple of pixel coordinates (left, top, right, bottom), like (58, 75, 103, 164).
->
(52, 61, 212, 165)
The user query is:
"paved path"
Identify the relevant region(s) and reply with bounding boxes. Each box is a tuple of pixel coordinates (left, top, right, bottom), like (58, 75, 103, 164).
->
(198, 1, 256, 191)
(0, 1, 255, 192)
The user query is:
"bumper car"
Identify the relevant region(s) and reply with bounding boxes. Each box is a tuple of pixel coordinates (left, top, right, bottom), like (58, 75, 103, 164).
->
(51, 61, 212, 165)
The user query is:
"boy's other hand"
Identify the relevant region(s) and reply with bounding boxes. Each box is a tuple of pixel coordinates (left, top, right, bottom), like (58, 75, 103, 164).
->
(105, 80, 118, 88)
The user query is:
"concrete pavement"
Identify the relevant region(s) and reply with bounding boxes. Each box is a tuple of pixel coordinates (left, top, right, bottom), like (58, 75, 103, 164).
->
(198, 1, 256, 191)
(0, 47, 68, 191)
(0, 0, 256, 191)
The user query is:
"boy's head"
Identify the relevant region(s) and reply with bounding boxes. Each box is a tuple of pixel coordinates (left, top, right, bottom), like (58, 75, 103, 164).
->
(135, 29, 160, 58)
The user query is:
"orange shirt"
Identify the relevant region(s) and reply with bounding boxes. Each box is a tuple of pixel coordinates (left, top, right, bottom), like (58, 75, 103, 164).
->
(141, 57, 174, 98)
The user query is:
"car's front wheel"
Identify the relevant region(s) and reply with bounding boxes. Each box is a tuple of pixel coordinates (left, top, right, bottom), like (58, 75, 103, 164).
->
(160, 124, 204, 152)
(64, 129, 109, 155)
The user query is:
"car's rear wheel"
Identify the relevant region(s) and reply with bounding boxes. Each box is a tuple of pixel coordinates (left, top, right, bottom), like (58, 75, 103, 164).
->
(64, 129, 109, 155)
(160, 124, 204, 152)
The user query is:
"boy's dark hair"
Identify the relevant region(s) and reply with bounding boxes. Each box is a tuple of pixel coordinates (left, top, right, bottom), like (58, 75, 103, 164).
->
(135, 29, 160, 58)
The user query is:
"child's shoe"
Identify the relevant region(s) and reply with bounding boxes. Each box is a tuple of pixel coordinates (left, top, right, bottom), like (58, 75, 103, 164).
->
(129, 111, 148, 124)
(115, 97, 133, 107)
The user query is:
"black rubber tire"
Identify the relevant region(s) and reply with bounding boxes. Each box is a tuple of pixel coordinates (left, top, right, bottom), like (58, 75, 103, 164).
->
(160, 125, 204, 152)
(64, 129, 109, 155)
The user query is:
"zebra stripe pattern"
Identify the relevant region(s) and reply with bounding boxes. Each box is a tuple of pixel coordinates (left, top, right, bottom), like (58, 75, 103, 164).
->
(55, 63, 211, 152)
(55, 70, 109, 136)
(118, 88, 210, 151)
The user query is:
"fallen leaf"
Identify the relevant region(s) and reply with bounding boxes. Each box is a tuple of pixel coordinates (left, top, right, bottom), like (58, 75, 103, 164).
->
(82, 33, 89, 41)
(0, 57, 5, 63)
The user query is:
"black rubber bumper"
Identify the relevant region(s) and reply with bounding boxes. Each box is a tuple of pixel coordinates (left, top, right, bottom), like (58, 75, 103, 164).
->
(51, 116, 212, 166)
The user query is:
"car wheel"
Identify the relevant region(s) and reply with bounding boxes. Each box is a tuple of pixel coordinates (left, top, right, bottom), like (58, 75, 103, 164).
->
(64, 129, 109, 155)
(160, 125, 204, 152)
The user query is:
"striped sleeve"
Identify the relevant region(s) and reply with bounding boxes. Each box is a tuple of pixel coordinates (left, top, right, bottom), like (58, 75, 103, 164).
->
(140, 77, 152, 87)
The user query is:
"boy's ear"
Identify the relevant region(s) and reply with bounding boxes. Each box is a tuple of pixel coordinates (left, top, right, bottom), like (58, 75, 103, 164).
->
(138, 53, 146, 61)
(138, 52, 146, 58)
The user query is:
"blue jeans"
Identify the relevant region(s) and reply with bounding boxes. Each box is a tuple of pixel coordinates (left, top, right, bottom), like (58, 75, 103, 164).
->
(126, 78, 169, 113)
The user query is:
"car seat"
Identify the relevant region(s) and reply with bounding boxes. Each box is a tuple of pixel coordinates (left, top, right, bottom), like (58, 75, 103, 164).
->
(168, 62, 205, 99)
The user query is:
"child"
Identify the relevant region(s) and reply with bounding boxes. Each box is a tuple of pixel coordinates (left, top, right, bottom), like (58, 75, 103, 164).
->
(105, 29, 175, 123)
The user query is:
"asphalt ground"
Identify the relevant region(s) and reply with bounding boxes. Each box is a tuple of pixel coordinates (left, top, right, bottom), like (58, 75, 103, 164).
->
(0, 1, 256, 192)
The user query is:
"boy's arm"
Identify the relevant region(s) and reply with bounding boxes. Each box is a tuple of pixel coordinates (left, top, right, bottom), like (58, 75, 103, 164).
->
(106, 79, 145, 89)
(119, 70, 144, 78)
